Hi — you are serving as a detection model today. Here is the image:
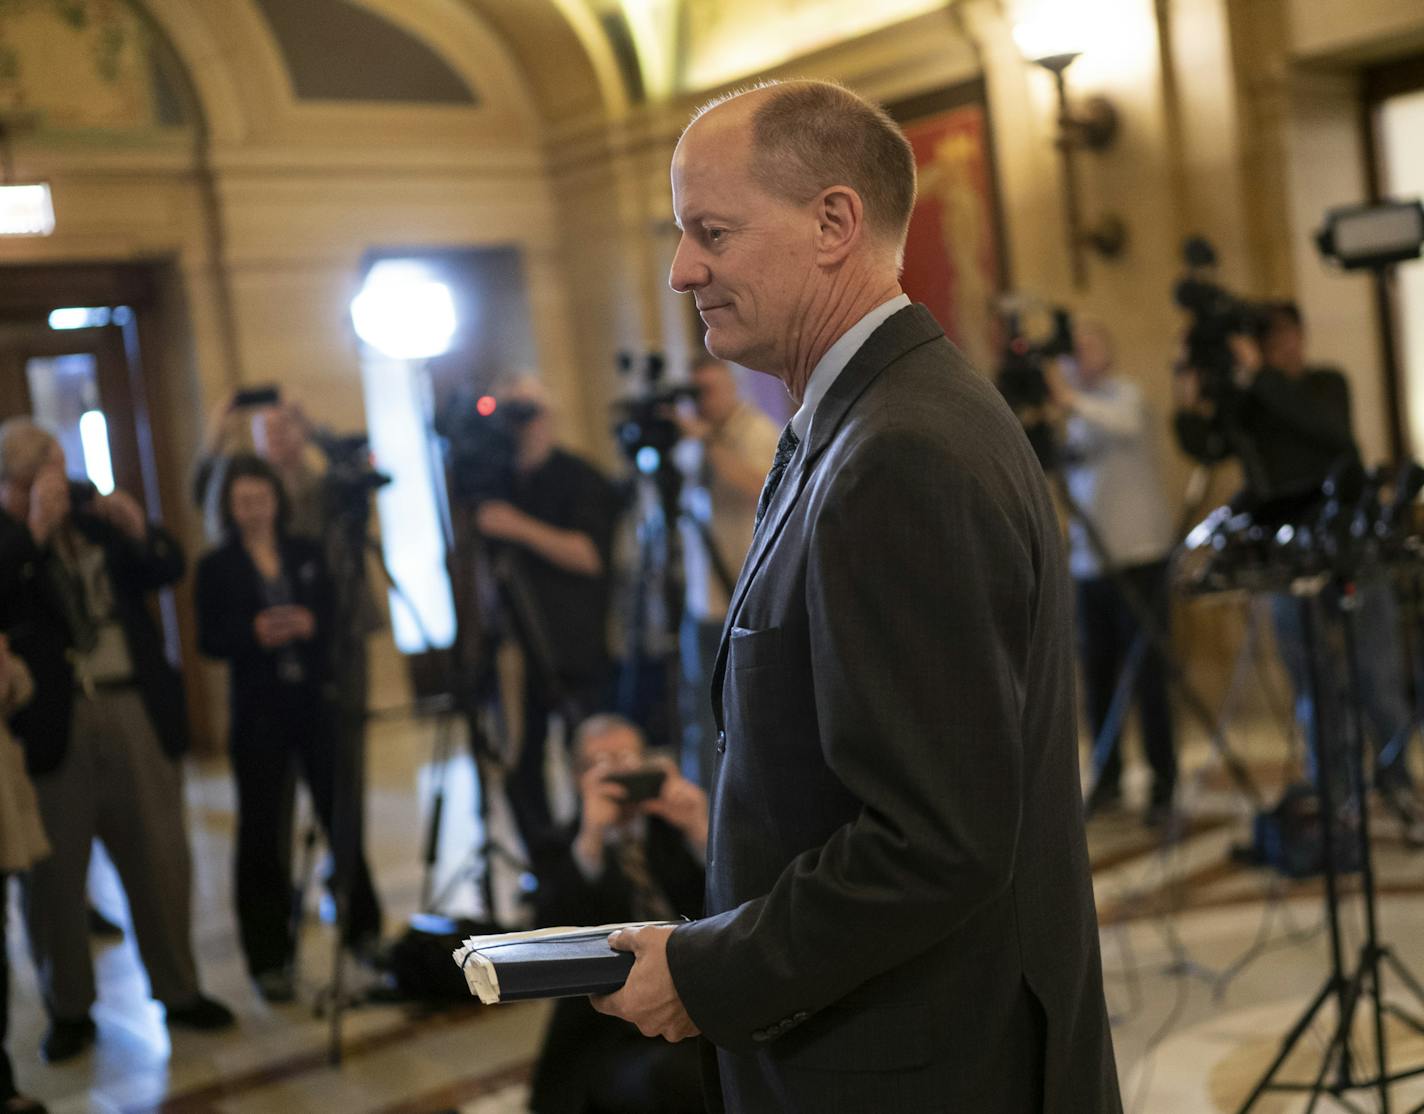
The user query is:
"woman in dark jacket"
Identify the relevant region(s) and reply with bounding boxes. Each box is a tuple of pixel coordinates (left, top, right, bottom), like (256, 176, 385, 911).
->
(194, 455, 381, 1001)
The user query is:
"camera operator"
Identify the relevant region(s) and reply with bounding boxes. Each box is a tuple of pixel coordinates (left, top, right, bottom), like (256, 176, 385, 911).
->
(673, 355, 779, 787)
(526, 714, 705, 1114)
(1048, 321, 1179, 825)
(0, 418, 234, 1062)
(472, 376, 619, 850)
(1175, 304, 1421, 835)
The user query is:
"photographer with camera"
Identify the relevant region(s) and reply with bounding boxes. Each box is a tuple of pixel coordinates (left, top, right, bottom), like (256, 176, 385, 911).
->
(526, 713, 705, 1114)
(470, 376, 619, 851)
(673, 355, 779, 787)
(1048, 320, 1179, 825)
(1175, 302, 1421, 837)
(0, 418, 234, 1062)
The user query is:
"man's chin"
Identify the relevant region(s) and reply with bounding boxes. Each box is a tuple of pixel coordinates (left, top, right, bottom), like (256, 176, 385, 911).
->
(702, 327, 748, 368)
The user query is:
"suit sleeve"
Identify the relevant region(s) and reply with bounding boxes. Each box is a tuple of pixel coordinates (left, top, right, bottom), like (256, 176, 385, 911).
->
(667, 429, 1034, 1052)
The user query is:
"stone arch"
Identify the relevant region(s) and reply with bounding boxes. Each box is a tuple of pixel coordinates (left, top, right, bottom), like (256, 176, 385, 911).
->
(124, 0, 626, 147)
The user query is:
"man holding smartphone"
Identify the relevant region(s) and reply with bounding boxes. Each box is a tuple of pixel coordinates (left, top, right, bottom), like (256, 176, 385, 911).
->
(525, 713, 706, 1114)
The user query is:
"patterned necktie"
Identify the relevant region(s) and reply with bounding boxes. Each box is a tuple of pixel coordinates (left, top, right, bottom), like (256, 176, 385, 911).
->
(617, 837, 674, 922)
(755, 423, 800, 530)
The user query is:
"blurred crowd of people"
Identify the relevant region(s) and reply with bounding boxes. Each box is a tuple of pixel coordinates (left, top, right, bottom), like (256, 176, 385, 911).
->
(3, 294, 1423, 1114)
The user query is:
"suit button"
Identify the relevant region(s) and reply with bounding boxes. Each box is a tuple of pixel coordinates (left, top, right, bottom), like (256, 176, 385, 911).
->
(716, 731, 726, 754)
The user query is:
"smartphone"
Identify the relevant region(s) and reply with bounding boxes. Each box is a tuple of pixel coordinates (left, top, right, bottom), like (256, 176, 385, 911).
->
(603, 768, 667, 804)
(232, 385, 281, 409)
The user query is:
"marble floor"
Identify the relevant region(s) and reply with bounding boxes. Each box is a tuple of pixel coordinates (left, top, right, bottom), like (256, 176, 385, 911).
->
(7, 704, 1424, 1113)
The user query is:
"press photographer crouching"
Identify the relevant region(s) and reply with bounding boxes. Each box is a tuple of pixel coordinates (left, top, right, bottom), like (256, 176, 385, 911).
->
(462, 376, 619, 851)
(0, 418, 233, 1062)
(1174, 301, 1422, 836)
(195, 455, 383, 1001)
(526, 714, 705, 1114)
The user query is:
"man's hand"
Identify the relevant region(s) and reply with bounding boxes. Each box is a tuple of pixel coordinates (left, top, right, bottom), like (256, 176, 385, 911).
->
(1229, 333, 1264, 385)
(575, 764, 629, 866)
(253, 605, 314, 648)
(475, 501, 533, 544)
(641, 759, 709, 855)
(591, 925, 700, 1042)
(92, 490, 148, 540)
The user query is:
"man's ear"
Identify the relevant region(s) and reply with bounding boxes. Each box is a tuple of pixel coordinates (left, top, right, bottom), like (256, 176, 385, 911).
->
(813, 186, 865, 265)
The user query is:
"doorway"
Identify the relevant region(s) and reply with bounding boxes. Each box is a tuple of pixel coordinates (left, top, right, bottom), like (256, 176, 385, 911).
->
(0, 261, 209, 749)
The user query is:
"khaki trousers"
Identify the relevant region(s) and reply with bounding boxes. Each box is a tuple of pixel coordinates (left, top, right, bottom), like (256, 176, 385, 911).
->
(22, 689, 200, 1019)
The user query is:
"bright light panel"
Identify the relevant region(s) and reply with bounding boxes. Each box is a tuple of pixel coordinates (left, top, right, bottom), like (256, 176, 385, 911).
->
(78, 410, 115, 496)
(359, 351, 457, 653)
(0, 183, 55, 236)
(48, 307, 111, 331)
(350, 261, 458, 360)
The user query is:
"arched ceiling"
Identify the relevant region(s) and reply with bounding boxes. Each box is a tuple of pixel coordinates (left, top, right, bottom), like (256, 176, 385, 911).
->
(251, 0, 479, 105)
(457, 0, 630, 124)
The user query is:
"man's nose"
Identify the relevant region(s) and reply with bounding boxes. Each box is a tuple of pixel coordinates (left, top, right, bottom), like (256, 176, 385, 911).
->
(669, 235, 707, 293)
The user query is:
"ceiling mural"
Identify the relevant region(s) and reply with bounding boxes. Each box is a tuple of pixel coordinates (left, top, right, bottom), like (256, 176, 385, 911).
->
(0, 0, 186, 130)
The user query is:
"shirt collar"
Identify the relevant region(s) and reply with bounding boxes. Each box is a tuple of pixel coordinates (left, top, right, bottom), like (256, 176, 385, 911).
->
(789, 294, 911, 444)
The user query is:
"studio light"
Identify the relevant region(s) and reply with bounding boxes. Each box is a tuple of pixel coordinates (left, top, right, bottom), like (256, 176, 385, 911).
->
(1316, 199, 1424, 271)
(350, 261, 458, 360)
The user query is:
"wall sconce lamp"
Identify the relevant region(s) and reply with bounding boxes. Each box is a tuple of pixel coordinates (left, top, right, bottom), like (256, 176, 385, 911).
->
(1013, 23, 1127, 288)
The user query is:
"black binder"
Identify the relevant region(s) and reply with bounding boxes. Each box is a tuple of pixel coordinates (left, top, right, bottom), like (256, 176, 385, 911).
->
(454, 922, 677, 1003)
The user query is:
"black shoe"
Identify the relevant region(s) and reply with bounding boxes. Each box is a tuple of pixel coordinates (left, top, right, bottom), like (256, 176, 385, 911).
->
(88, 905, 124, 939)
(1144, 800, 1176, 829)
(41, 1016, 96, 1063)
(254, 969, 295, 1004)
(165, 994, 236, 1031)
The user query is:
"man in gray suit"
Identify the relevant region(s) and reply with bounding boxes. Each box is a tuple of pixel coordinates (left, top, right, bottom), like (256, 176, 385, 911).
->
(593, 80, 1121, 1113)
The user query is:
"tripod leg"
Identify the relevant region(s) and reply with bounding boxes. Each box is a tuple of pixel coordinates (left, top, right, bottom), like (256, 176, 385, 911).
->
(1237, 979, 1337, 1113)
(420, 715, 455, 912)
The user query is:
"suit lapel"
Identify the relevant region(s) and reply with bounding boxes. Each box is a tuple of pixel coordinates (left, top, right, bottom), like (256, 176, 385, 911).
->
(709, 305, 946, 728)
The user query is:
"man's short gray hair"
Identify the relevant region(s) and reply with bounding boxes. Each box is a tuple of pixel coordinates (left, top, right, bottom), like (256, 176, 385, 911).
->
(0, 417, 58, 486)
(572, 712, 646, 763)
(691, 80, 918, 252)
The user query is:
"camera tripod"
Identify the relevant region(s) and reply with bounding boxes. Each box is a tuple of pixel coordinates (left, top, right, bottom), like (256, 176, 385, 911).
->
(417, 520, 588, 923)
(1053, 470, 1263, 810)
(1236, 576, 1424, 1113)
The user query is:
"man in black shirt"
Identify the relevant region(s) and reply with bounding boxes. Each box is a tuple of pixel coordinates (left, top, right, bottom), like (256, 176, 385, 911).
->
(1174, 303, 1357, 498)
(1175, 304, 1420, 837)
(473, 377, 618, 848)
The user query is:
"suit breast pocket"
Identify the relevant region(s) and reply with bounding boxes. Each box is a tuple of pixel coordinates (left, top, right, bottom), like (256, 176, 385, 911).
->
(728, 625, 781, 671)
(723, 626, 787, 743)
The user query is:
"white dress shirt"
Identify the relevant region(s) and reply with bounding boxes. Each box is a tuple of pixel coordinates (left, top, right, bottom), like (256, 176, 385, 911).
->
(789, 293, 912, 443)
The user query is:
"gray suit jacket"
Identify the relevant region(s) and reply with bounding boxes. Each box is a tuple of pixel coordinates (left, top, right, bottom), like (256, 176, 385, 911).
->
(665, 305, 1121, 1113)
